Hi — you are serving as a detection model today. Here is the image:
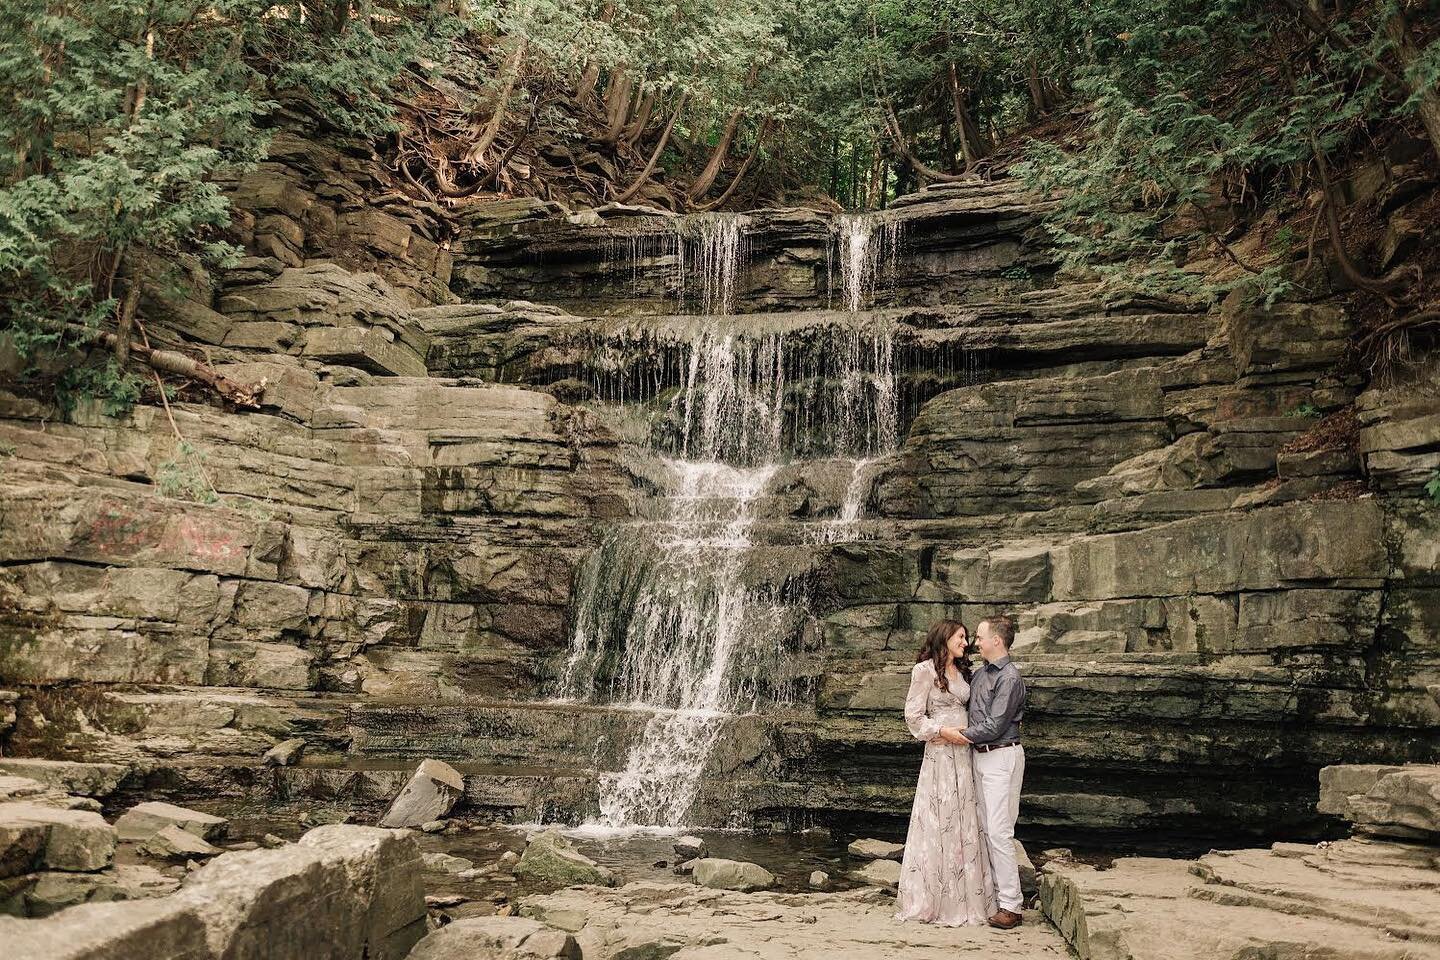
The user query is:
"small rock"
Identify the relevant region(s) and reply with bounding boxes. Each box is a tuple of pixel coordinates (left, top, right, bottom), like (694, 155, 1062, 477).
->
(673, 835, 708, 860)
(114, 801, 227, 842)
(425, 893, 469, 908)
(856, 858, 900, 890)
(138, 824, 221, 861)
(691, 857, 775, 892)
(847, 838, 904, 861)
(809, 870, 832, 890)
(1041, 847, 1074, 862)
(499, 850, 520, 867)
(672, 858, 696, 876)
(423, 852, 475, 874)
(261, 833, 287, 849)
(228, 841, 260, 851)
(652, 859, 668, 868)
(378, 759, 465, 829)
(421, 820, 448, 834)
(263, 737, 307, 767)
(456, 866, 492, 881)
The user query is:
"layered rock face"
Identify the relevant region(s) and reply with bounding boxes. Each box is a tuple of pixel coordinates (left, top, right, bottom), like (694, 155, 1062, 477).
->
(1, 136, 1437, 847)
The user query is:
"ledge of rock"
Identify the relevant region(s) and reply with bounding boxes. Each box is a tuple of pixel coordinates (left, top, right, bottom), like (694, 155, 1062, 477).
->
(1040, 764, 1440, 959)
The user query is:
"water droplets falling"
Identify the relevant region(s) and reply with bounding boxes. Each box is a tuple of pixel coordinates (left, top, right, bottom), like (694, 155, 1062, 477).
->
(831, 213, 904, 312)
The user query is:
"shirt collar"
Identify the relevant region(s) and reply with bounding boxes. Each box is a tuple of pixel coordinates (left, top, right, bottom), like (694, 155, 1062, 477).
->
(987, 656, 1012, 672)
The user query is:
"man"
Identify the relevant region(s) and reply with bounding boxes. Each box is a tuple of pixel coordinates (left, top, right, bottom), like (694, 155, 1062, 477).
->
(950, 615, 1026, 929)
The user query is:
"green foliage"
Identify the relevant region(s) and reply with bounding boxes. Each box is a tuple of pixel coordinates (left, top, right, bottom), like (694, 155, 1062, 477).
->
(156, 441, 218, 504)
(1286, 402, 1322, 418)
(0, 0, 451, 409)
(55, 360, 146, 419)
(1425, 470, 1440, 505)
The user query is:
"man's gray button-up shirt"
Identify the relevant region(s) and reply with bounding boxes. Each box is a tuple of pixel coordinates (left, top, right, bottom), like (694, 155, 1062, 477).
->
(963, 655, 1026, 745)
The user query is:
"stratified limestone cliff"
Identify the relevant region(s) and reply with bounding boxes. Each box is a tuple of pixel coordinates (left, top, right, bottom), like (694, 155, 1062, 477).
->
(1, 132, 1436, 845)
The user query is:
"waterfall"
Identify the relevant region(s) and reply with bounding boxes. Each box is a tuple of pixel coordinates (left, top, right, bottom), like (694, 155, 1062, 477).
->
(558, 461, 789, 827)
(558, 210, 905, 828)
(832, 213, 904, 312)
(596, 213, 749, 315)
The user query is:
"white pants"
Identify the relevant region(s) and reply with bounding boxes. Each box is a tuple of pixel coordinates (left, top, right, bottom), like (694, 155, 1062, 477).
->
(973, 744, 1025, 912)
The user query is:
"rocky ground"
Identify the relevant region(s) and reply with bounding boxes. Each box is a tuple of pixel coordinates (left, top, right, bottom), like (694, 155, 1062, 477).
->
(5, 759, 1438, 958)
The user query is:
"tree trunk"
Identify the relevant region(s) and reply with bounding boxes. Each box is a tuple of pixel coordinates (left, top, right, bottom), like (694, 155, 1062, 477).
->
(616, 94, 686, 203)
(1385, 13, 1440, 162)
(621, 88, 657, 146)
(883, 104, 971, 184)
(1027, 61, 1051, 117)
(113, 281, 142, 368)
(602, 69, 634, 144)
(56, 322, 263, 406)
(696, 118, 773, 211)
(948, 65, 988, 166)
(466, 38, 527, 165)
(687, 63, 759, 202)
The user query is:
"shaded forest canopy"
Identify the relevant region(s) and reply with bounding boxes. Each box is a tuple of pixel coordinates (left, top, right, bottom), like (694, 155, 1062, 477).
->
(2, 0, 1439, 409)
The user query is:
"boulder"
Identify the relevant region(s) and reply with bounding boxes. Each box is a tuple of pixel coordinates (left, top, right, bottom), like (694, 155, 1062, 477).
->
(672, 835, 708, 860)
(115, 801, 228, 842)
(0, 760, 129, 798)
(1344, 765, 1440, 838)
(0, 803, 116, 875)
(378, 759, 465, 829)
(422, 852, 474, 873)
(691, 858, 775, 892)
(856, 859, 900, 890)
(516, 829, 616, 887)
(263, 738, 307, 767)
(847, 838, 904, 861)
(406, 916, 580, 960)
(138, 825, 222, 861)
(809, 870, 832, 890)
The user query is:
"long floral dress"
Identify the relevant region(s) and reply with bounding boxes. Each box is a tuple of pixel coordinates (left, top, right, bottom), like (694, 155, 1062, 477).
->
(895, 660, 997, 926)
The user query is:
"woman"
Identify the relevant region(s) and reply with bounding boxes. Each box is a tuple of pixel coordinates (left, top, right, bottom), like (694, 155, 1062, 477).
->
(895, 619, 996, 926)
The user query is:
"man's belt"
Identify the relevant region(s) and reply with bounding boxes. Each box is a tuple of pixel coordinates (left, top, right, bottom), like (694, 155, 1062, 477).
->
(974, 741, 1019, 753)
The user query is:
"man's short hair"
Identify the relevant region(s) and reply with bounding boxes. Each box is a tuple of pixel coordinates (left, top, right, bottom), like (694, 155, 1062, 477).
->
(981, 615, 1016, 649)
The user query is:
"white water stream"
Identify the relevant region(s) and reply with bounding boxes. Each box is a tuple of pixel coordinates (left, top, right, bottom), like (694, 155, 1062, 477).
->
(560, 212, 903, 828)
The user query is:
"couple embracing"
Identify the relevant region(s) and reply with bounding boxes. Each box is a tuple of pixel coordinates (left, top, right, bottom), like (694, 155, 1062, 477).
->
(896, 615, 1027, 930)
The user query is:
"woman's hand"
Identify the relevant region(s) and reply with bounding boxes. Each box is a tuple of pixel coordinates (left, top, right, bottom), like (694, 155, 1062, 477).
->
(939, 727, 971, 745)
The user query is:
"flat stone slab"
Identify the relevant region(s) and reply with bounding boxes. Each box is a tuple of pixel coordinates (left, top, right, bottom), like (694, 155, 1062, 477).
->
(0, 760, 129, 798)
(1040, 838, 1440, 960)
(521, 881, 1067, 958)
(115, 801, 228, 842)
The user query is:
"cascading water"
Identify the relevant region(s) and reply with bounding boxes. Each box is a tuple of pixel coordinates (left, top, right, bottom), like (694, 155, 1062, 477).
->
(831, 212, 904, 312)
(558, 211, 905, 829)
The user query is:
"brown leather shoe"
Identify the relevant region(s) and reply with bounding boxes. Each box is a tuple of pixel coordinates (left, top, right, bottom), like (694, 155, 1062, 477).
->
(987, 909, 1023, 929)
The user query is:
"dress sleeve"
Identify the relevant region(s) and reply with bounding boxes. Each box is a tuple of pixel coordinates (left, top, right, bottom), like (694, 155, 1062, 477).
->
(904, 663, 942, 741)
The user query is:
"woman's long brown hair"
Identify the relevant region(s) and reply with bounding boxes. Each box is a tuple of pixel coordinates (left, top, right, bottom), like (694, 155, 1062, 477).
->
(916, 619, 972, 693)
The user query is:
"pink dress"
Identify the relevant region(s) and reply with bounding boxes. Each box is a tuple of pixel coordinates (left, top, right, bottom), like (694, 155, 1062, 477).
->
(895, 660, 997, 926)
